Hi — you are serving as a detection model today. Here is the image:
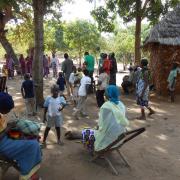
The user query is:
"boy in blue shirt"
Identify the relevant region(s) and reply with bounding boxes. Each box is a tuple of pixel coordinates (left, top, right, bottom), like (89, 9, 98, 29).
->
(56, 72, 66, 95)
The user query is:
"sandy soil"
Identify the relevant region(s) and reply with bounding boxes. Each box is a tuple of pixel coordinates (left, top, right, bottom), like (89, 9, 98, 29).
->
(1, 73, 180, 180)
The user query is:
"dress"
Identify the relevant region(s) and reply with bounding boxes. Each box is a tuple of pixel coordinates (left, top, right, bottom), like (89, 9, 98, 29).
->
(136, 69, 150, 107)
(94, 101, 129, 151)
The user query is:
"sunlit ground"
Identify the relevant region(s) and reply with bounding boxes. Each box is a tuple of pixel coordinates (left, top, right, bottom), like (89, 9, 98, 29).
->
(2, 68, 180, 180)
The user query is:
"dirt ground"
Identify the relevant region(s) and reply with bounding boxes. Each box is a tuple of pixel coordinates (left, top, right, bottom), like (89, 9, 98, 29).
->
(2, 73, 180, 180)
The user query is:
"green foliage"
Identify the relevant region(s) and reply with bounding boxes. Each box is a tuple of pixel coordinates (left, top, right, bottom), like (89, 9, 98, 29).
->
(92, 0, 180, 33)
(112, 24, 151, 62)
(44, 20, 67, 53)
(0, 0, 19, 11)
(91, 0, 179, 64)
(64, 20, 100, 58)
(91, 6, 115, 32)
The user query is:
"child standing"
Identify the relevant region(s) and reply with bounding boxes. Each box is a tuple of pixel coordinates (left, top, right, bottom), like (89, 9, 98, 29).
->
(73, 69, 91, 120)
(51, 54, 59, 78)
(167, 62, 179, 102)
(56, 72, 66, 95)
(43, 84, 66, 145)
(69, 66, 77, 97)
(21, 74, 36, 116)
(96, 67, 109, 107)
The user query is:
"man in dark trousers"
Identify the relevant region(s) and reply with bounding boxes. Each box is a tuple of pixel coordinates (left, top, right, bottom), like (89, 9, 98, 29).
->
(109, 52, 117, 85)
(61, 53, 74, 96)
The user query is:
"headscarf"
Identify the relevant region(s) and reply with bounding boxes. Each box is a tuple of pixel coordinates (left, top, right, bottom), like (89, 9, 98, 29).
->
(105, 85, 120, 105)
(0, 92, 14, 112)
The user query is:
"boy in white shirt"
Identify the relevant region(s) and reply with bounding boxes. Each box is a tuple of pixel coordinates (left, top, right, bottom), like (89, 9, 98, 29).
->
(43, 84, 66, 146)
(73, 69, 91, 119)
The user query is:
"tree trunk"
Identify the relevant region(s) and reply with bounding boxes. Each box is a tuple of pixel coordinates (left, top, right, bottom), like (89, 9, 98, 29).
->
(135, 0, 142, 65)
(0, 6, 18, 65)
(32, 0, 44, 106)
(0, 34, 19, 65)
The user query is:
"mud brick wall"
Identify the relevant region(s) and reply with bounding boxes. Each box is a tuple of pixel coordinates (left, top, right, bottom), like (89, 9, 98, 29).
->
(149, 44, 180, 95)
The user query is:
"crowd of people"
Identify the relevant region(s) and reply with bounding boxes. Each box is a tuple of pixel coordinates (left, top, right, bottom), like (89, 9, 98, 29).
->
(2, 53, 52, 79)
(0, 50, 179, 179)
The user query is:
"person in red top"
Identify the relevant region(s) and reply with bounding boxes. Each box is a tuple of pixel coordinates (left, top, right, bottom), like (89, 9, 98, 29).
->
(102, 53, 111, 75)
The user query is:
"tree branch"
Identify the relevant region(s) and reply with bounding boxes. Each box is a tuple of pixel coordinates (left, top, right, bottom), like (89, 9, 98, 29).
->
(141, 0, 150, 17)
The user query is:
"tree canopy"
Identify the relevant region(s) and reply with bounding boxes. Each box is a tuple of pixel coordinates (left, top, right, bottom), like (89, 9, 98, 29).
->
(64, 20, 100, 63)
(91, 0, 180, 64)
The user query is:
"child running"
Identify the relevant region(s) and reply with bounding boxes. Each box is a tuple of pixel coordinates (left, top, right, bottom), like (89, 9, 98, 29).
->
(21, 73, 36, 116)
(56, 72, 66, 95)
(73, 69, 91, 120)
(43, 84, 66, 146)
(167, 62, 179, 102)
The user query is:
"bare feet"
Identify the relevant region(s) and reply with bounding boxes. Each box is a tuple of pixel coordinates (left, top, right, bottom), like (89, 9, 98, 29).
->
(57, 140, 64, 146)
(148, 109, 155, 116)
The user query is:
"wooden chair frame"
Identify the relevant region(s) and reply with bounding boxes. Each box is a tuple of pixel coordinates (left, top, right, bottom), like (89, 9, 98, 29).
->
(0, 155, 19, 180)
(91, 127, 146, 175)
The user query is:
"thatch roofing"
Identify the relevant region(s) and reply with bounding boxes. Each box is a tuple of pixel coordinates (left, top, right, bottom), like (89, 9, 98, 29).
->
(144, 4, 180, 46)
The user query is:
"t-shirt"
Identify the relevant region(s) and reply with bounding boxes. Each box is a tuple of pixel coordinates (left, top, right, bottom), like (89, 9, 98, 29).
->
(51, 57, 59, 67)
(57, 77, 66, 91)
(21, 80, 35, 98)
(78, 76, 91, 96)
(168, 69, 177, 83)
(44, 96, 66, 117)
(69, 73, 75, 84)
(98, 72, 109, 90)
(69, 73, 79, 85)
(103, 59, 111, 75)
(84, 55, 95, 72)
(61, 58, 73, 80)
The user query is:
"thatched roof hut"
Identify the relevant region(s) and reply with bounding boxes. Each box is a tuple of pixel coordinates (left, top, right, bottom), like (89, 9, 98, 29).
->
(144, 4, 180, 95)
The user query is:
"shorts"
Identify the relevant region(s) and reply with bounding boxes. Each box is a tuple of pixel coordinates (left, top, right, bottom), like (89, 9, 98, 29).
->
(46, 115, 63, 128)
